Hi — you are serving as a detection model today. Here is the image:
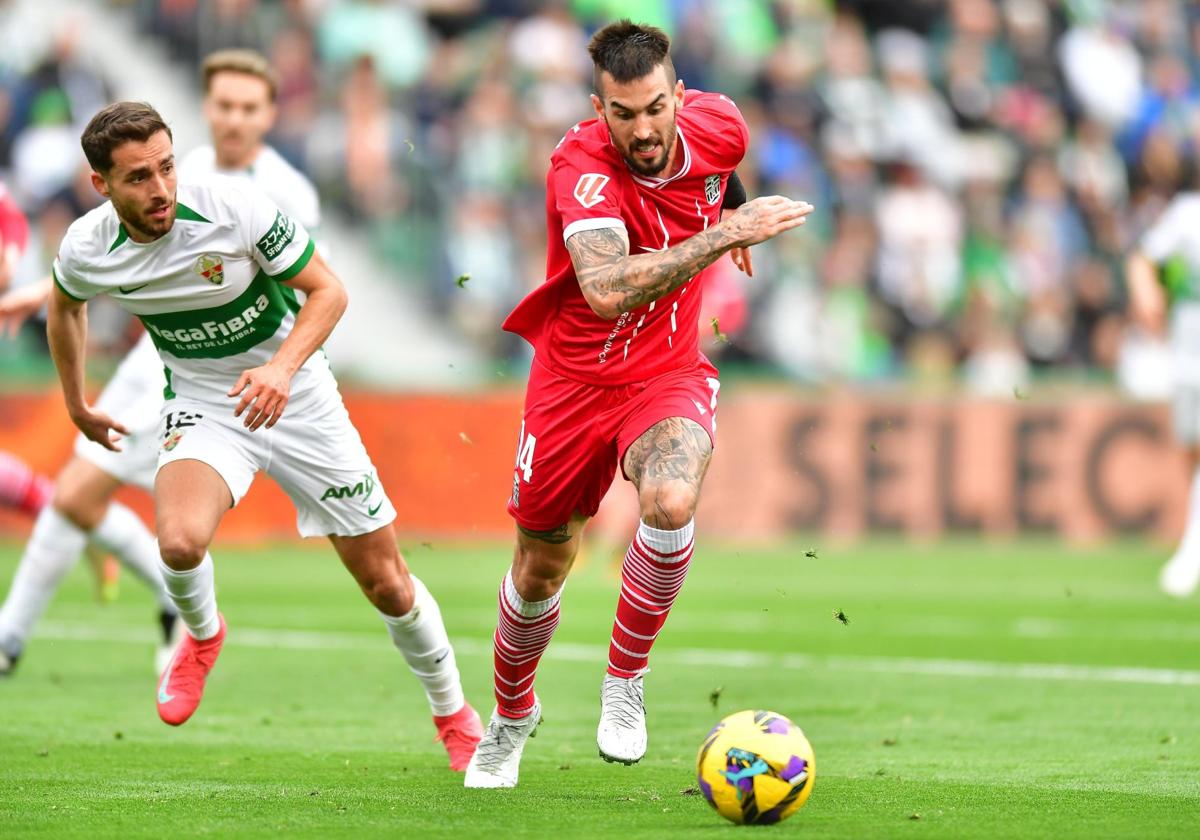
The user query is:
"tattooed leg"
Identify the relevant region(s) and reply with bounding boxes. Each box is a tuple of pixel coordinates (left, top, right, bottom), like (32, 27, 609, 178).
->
(603, 418, 710, 688)
(511, 512, 590, 601)
(622, 417, 713, 529)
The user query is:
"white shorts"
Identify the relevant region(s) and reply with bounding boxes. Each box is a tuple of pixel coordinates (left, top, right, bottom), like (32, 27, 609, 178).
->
(156, 383, 397, 538)
(74, 333, 164, 490)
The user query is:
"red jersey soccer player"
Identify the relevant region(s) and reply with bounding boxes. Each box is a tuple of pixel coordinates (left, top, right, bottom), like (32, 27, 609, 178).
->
(465, 21, 813, 788)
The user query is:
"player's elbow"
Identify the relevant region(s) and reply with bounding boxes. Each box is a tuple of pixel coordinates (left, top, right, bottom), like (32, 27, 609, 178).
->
(582, 291, 622, 321)
(329, 282, 349, 320)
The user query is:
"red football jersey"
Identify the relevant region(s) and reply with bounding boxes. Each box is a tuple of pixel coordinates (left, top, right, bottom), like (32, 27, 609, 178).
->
(503, 90, 748, 385)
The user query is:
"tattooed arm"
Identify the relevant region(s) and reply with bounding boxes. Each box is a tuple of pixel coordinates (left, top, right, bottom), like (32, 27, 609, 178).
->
(566, 195, 813, 319)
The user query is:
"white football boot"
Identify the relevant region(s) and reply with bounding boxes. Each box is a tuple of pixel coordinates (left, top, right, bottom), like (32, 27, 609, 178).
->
(1160, 552, 1200, 598)
(464, 701, 542, 789)
(597, 674, 646, 764)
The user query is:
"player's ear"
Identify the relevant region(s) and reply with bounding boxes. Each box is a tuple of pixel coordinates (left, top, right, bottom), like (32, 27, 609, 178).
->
(674, 78, 685, 107)
(90, 170, 110, 200)
(590, 93, 605, 123)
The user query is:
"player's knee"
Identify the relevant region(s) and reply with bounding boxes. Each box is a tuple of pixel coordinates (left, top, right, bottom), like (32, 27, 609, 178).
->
(512, 546, 571, 602)
(157, 528, 208, 570)
(363, 571, 415, 616)
(51, 458, 114, 530)
(639, 481, 699, 530)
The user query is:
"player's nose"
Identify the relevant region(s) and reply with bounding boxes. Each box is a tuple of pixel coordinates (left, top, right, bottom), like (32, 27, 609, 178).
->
(633, 114, 654, 140)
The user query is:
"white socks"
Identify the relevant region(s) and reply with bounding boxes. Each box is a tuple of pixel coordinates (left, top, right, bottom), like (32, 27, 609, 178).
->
(91, 502, 175, 612)
(0, 507, 86, 653)
(159, 553, 221, 640)
(380, 574, 465, 717)
(1175, 466, 1200, 559)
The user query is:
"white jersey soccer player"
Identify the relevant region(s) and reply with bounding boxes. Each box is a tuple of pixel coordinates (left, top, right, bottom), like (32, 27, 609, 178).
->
(0, 146, 325, 678)
(1129, 192, 1200, 597)
(46, 102, 481, 766)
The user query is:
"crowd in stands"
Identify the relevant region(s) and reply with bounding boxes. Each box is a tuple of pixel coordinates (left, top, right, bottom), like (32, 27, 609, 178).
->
(2, 0, 1198, 393)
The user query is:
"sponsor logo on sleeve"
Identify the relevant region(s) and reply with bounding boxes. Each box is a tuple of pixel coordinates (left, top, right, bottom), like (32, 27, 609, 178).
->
(255, 210, 297, 261)
(573, 173, 610, 208)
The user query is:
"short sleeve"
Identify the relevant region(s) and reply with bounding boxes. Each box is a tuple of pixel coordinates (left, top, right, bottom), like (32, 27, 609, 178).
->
(1142, 198, 1192, 263)
(683, 91, 749, 171)
(239, 183, 315, 281)
(52, 237, 94, 302)
(552, 143, 627, 243)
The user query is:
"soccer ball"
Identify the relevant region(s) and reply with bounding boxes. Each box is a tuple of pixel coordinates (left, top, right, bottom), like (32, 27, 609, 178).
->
(695, 709, 815, 825)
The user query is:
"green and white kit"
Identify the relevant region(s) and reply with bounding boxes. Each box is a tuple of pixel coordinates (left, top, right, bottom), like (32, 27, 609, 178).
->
(54, 179, 395, 536)
(1141, 191, 1200, 443)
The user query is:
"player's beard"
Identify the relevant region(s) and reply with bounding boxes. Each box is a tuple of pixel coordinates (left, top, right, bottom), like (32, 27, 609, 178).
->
(617, 120, 678, 177)
(114, 193, 176, 242)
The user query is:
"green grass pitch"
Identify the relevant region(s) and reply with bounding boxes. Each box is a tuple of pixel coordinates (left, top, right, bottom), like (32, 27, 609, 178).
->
(1, 536, 1197, 838)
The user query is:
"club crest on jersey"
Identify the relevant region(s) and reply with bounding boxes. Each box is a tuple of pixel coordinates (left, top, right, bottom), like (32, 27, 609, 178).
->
(193, 254, 225, 285)
(574, 173, 610, 208)
(705, 174, 721, 205)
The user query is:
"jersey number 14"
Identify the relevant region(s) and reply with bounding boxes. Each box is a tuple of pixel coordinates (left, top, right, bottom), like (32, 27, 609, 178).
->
(515, 421, 537, 482)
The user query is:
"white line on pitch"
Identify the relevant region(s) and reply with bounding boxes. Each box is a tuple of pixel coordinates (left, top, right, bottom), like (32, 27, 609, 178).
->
(35, 620, 1200, 687)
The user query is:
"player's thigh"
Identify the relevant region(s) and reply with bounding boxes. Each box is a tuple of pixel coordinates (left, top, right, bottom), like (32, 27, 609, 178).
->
(618, 366, 719, 486)
(618, 367, 719, 526)
(52, 456, 124, 530)
(155, 459, 233, 566)
(265, 389, 396, 538)
(508, 363, 618, 534)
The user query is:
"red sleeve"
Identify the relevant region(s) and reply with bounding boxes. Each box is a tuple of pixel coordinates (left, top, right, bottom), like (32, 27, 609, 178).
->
(551, 140, 627, 243)
(0, 191, 29, 255)
(682, 90, 749, 171)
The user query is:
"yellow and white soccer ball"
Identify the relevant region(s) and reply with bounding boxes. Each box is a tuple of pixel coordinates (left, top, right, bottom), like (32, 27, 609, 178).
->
(696, 709, 815, 825)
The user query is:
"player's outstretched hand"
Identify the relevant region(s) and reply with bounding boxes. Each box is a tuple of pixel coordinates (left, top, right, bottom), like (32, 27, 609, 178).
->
(0, 278, 51, 338)
(70, 405, 129, 452)
(229, 362, 292, 432)
(721, 196, 814, 249)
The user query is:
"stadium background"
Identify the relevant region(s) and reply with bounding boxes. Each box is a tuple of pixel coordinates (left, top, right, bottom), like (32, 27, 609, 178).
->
(2, 2, 1199, 837)
(0, 0, 1194, 542)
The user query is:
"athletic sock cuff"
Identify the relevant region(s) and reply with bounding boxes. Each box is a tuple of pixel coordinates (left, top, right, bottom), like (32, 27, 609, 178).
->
(158, 552, 213, 582)
(379, 574, 432, 626)
(502, 570, 560, 619)
(637, 519, 695, 557)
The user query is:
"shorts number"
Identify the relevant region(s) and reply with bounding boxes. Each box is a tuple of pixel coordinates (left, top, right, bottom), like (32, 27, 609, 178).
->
(515, 421, 537, 482)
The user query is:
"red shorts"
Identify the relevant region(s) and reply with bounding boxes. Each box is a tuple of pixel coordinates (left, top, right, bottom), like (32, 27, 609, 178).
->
(506, 356, 721, 532)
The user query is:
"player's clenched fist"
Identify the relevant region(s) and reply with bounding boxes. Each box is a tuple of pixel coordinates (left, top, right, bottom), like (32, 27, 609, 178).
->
(228, 362, 292, 431)
(720, 196, 814, 248)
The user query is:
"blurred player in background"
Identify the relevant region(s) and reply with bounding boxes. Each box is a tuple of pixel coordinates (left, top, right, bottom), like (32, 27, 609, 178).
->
(0, 182, 54, 526)
(0, 180, 30, 293)
(1127, 191, 1200, 597)
(465, 20, 812, 788)
(180, 50, 320, 240)
(0, 179, 173, 676)
(49, 102, 480, 768)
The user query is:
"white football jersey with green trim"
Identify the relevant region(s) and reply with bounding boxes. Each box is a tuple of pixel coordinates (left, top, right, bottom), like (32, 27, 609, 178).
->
(53, 180, 331, 402)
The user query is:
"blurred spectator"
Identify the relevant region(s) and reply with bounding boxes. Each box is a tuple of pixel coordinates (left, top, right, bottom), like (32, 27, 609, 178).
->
(3, 0, 1198, 391)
